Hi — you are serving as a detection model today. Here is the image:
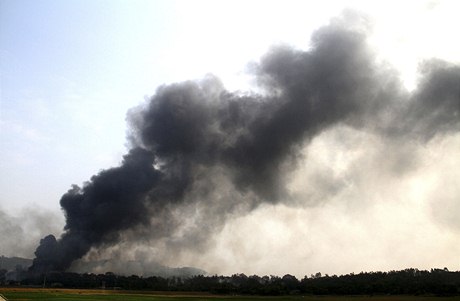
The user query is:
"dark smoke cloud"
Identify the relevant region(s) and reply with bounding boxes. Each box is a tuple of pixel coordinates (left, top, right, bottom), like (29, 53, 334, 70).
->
(31, 148, 159, 272)
(30, 17, 460, 274)
(406, 60, 460, 139)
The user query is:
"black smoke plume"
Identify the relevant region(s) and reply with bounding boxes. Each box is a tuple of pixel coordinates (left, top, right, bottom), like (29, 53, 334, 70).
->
(29, 18, 460, 274)
(31, 148, 159, 272)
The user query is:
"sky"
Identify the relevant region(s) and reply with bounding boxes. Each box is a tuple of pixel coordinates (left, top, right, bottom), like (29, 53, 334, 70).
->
(1, 0, 460, 277)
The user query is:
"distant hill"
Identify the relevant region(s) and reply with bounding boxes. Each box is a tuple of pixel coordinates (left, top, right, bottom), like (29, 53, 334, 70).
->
(70, 258, 206, 278)
(0, 255, 205, 278)
(0, 256, 32, 271)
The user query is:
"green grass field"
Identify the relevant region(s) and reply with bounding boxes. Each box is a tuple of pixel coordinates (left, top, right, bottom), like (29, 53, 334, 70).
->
(1, 288, 460, 301)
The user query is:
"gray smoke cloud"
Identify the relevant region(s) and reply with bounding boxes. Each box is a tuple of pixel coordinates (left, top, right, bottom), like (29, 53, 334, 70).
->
(29, 16, 460, 274)
(405, 60, 460, 139)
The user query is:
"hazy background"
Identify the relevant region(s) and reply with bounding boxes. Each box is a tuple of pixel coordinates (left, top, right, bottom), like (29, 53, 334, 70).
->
(1, 0, 459, 277)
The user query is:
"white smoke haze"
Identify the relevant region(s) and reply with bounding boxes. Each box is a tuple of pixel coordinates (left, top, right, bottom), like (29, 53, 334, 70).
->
(191, 128, 460, 277)
(0, 207, 64, 258)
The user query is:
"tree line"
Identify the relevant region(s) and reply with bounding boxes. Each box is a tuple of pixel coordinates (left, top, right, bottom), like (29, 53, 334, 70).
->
(3, 268, 460, 296)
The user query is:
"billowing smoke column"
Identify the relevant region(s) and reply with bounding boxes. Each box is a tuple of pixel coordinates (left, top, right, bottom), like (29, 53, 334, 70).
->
(31, 148, 160, 272)
(30, 19, 460, 273)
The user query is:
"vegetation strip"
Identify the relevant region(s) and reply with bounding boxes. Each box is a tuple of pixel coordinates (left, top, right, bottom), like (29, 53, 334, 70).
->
(3, 268, 459, 296)
(2, 289, 460, 301)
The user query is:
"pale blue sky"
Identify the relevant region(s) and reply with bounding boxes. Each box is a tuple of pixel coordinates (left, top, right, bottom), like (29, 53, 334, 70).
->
(1, 0, 171, 211)
(1, 0, 460, 275)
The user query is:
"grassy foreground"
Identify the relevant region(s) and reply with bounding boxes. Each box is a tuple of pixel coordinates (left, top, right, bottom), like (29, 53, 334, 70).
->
(1, 288, 460, 301)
